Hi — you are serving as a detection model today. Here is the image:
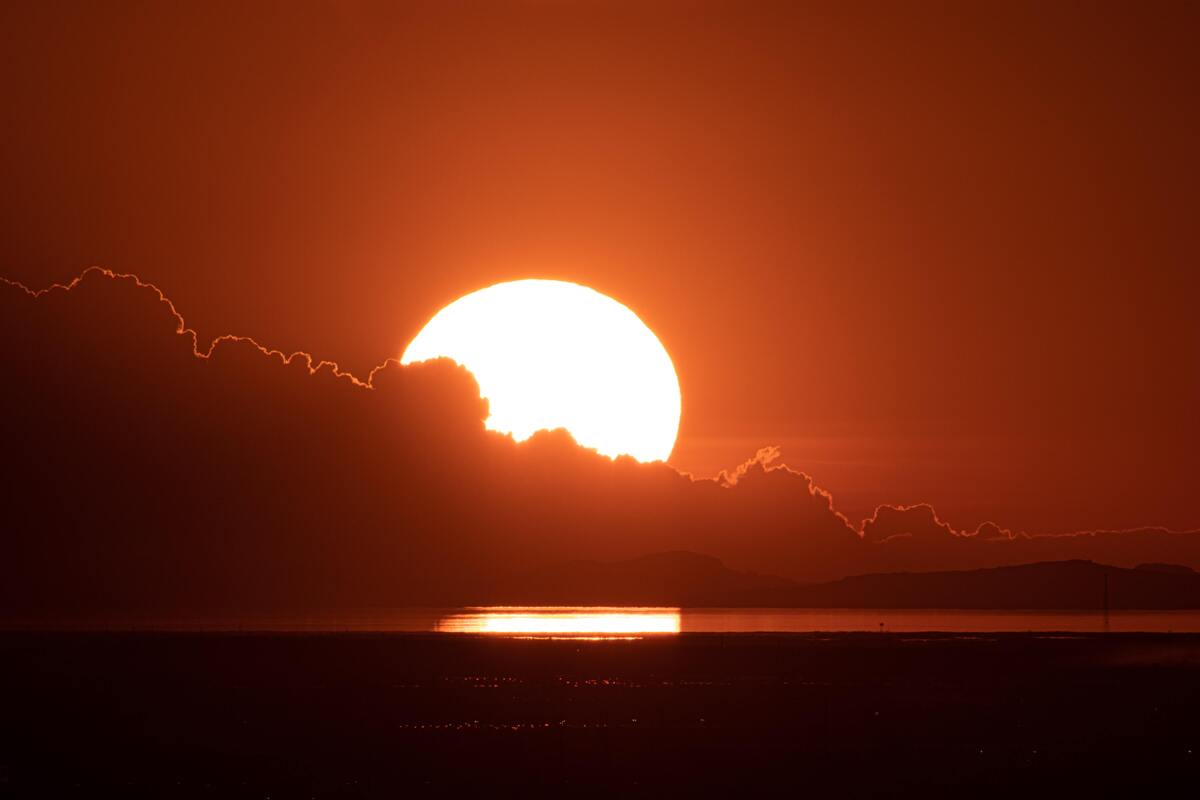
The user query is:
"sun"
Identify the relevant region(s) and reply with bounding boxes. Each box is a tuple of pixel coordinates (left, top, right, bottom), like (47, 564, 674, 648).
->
(401, 279, 681, 462)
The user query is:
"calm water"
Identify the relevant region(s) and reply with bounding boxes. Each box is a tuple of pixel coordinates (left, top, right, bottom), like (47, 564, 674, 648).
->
(9, 607, 1200, 634)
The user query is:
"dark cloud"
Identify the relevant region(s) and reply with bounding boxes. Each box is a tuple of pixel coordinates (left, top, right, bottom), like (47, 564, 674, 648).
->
(861, 505, 1023, 546)
(3, 270, 1198, 614)
(861, 504, 964, 543)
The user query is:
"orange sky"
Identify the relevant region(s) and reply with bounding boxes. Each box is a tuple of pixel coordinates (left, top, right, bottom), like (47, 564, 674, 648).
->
(2, 1, 1197, 534)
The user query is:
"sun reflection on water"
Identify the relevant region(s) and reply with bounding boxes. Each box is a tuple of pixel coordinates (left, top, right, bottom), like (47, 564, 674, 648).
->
(436, 607, 681, 637)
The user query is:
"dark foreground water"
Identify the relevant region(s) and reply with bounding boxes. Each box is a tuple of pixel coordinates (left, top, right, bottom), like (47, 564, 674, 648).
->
(8, 606, 1200, 634)
(1, 631, 1198, 796)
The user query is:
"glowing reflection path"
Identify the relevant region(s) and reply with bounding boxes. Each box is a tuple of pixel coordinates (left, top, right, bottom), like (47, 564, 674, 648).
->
(436, 607, 682, 637)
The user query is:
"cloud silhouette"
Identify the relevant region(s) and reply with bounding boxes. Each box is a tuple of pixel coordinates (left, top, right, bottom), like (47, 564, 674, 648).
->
(2, 269, 1198, 614)
(861, 504, 1019, 543)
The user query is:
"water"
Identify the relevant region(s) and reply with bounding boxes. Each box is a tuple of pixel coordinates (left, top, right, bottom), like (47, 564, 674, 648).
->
(438, 607, 1200, 635)
(8, 607, 1200, 634)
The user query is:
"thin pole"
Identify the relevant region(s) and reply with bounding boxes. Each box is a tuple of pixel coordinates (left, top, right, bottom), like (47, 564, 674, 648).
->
(1103, 572, 1110, 633)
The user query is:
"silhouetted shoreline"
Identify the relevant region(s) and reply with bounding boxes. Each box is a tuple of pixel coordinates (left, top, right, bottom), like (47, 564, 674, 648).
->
(489, 554, 1200, 608)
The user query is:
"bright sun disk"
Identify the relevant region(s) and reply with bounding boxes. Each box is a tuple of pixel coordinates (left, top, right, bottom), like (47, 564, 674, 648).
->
(401, 279, 681, 462)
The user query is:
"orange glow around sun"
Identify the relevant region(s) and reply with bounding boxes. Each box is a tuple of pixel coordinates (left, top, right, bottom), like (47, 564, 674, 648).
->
(401, 279, 681, 462)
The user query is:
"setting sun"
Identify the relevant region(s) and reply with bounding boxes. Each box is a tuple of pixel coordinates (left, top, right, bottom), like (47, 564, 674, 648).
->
(401, 280, 681, 462)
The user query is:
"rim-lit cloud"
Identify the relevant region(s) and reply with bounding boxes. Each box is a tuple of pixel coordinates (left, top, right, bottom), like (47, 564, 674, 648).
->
(3, 270, 1197, 613)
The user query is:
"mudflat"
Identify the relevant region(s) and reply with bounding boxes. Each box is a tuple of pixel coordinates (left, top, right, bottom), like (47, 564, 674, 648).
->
(1, 632, 1197, 796)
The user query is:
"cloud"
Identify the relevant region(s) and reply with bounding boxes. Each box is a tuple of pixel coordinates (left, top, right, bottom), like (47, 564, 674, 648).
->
(2, 269, 1198, 613)
(861, 504, 1017, 543)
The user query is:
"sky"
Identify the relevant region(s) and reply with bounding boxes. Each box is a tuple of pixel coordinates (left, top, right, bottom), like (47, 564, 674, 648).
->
(5, 269, 1199, 612)
(2, 0, 1198, 541)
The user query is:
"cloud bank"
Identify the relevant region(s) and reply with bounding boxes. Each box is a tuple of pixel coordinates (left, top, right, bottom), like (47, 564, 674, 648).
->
(3, 269, 1198, 613)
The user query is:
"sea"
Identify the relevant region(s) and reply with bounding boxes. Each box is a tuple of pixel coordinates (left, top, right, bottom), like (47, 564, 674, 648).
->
(6, 606, 1200, 634)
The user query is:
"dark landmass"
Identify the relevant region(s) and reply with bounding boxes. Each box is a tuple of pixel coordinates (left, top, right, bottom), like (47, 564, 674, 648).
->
(489, 552, 1200, 609)
(1136, 562, 1199, 575)
(1, 632, 1197, 796)
(790, 559, 1200, 609)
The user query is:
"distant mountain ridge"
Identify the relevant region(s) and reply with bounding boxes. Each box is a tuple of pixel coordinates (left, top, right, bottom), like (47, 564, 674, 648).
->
(487, 552, 1200, 609)
(793, 559, 1200, 610)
